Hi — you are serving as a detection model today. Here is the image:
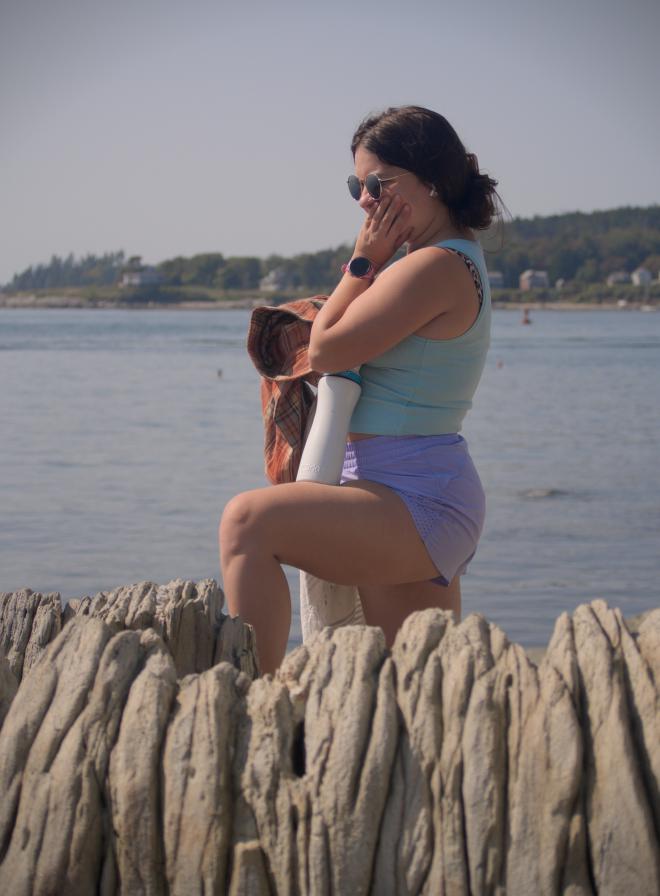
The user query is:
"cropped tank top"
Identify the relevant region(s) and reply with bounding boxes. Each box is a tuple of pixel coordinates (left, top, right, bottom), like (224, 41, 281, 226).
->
(349, 238, 491, 435)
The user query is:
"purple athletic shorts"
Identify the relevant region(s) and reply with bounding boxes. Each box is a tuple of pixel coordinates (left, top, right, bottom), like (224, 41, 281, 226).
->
(340, 434, 485, 586)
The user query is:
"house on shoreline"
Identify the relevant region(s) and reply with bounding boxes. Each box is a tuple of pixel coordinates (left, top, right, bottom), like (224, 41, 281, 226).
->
(259, 267, 294, 292)
(119, 256, 163, 288)
(606, 271, 631, 286)
(519, 269, 549, 291)
(632, 267, 653, 286)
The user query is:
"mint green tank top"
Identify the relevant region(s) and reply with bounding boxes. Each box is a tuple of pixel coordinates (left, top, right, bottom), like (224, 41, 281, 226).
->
(349, 238, 491, 435)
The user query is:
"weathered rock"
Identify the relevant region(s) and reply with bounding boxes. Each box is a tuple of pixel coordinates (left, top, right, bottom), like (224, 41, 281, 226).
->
(545, 601, 660, 895)
(0, 647, 18, 730)
(0, 599, 658, 895)
(0, 588, 62, 681)
(0, 579, 257, 683)
(215, 612, 260, 680)
(162, 661, 251, 893)
(74, 578, 224, 678)
(231, 625, 399, 895)
(0, 617, 121, 892)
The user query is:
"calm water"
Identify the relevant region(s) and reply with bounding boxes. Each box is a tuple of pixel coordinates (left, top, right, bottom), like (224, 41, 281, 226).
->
(1, 307, 659, 650)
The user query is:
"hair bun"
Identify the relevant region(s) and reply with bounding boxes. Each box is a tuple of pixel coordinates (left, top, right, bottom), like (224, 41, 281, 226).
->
(452, 154, 499, 230)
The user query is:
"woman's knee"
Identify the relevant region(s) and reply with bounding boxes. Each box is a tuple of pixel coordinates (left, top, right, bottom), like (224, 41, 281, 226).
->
(219, 490, 264, 554)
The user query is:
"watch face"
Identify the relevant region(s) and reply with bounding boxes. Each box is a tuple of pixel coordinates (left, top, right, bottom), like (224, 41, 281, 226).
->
(349, 257, 372, 277)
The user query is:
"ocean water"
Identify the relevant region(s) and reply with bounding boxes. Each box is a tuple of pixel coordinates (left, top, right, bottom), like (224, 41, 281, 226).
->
(1, 307, 658, 650)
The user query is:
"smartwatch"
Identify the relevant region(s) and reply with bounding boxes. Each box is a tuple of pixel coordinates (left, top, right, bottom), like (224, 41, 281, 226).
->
(342, 256, 377, 281)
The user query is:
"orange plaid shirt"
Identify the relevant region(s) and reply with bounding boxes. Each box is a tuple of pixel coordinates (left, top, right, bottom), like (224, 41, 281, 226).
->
(247, 297, 327, 485)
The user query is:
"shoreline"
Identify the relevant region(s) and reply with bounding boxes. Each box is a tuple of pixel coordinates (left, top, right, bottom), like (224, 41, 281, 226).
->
(0, 296, 263, 311)
(0, 295, 657, 312)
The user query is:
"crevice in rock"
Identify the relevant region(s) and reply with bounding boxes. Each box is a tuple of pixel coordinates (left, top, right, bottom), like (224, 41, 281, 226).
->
(156, 683, 179, 896)
(262, 838, 282, 896)
(544, 615, 582, 717)
(322, 823, 333, 896)
(350, 649, 390, 810)
(291, 719, 306, 778)
(0, 782, 21, 864)
(561, 773, 591, 894)
(458, 753, 471, 896)
(369, 705, 405, 893)
(575, 651, 598, 895)
(499, 669, 513, 891)
(289, 803, 300, 896)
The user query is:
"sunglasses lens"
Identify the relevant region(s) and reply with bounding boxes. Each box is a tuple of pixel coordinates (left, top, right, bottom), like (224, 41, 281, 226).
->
(347, 175, 362, 200)
(365, 173, 382, 200)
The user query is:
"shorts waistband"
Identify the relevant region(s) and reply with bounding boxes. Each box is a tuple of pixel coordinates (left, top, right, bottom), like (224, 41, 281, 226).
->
(345, 433, 464, 461)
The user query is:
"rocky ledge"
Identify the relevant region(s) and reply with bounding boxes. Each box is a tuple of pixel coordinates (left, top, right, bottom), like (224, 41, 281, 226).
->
(0, 582, 658, 895)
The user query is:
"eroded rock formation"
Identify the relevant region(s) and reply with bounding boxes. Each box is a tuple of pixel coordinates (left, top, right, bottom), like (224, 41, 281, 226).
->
(0, 586, 658, 895)
(0, 648, 17, 730)
(0, 579, 258, 689)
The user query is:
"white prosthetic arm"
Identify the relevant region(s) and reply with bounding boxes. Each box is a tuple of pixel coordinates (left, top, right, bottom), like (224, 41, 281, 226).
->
(296, 370, 366, 641)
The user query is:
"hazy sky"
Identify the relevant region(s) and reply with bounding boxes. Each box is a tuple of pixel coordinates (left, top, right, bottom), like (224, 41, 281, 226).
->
(1, 0, 659, 285)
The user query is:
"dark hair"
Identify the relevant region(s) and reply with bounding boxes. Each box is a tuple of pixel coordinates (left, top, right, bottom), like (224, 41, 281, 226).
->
(351, 105, 500, 231)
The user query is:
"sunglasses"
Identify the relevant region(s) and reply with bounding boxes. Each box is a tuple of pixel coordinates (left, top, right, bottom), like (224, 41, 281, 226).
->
(347, 171, 411, 201)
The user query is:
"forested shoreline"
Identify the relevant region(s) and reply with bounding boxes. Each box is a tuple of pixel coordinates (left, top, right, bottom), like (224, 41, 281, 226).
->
(4, 205, 660, 304)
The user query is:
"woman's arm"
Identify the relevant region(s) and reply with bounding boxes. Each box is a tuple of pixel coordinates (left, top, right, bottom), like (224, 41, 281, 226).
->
(309, 192, 468, 373)
(309, 271, 372, 352)
(309, 249, 467, 372)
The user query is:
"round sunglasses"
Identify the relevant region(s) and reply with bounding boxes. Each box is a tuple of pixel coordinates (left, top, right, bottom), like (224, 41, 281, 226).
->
(347, 171, 411, 201)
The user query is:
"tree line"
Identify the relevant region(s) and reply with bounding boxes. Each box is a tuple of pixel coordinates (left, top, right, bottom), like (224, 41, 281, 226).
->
(6, 205, 660, 292)
(482, 205, 660, 287)
(7, 252, 126, 292)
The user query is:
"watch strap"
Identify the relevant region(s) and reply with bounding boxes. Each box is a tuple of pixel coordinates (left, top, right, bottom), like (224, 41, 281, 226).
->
(342, 256, 377, 281)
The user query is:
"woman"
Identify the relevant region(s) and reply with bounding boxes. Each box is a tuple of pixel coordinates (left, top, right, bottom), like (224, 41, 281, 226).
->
(219, 105, 500, 675)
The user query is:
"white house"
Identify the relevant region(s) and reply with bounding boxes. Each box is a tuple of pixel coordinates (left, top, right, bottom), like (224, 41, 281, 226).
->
(119, 255, 163, 287)
(260, 267, 292, 292)
(519, 269, 549, 291)
(606, 271, 631, 286)
(632, 267, 652, 286)
(120, 266, 163, 287)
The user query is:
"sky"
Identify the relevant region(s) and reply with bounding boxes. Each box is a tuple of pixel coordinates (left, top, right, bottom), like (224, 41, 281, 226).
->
(1, 0, 659, 285)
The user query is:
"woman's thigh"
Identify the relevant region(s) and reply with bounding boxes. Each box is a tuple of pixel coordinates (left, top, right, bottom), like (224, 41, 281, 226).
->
(357, 577, 461, 648)
(220, 478, 441, 586)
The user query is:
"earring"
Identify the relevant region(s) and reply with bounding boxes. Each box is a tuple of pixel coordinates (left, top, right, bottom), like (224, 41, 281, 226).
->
(429, 186, 438, 198)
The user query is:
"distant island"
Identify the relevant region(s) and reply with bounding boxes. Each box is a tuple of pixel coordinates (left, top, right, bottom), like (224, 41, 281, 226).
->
(2, 205, 659, 309)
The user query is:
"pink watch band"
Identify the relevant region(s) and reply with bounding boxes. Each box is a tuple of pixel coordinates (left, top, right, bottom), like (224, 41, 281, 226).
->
(341, 257, 377, 281)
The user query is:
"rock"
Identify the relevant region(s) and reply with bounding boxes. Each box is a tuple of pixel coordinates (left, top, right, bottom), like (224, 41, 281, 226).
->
(0, 588, 62, 681)
(74, 578, 224, 678)
(0, 648, 17, 730)
(162, 661, 251, 893)
(0, 617, 252, 895)
(214, 612, 261, 680)
(107, 628, 179, 894)
(232, 625, 399, 895)
(0, 579, 256, 683)
(0, 617, 119, 892)
(0, 600, 658, 895)
(571, 602, 659, 893)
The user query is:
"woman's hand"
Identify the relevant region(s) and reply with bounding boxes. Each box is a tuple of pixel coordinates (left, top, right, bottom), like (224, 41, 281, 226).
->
(353, 194, 414, 270)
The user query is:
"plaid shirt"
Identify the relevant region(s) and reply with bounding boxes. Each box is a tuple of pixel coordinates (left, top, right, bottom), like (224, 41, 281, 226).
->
(247, 297, 327, 485)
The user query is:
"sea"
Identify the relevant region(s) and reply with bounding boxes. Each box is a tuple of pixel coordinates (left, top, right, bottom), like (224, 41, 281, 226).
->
(1, 306, 659, 651)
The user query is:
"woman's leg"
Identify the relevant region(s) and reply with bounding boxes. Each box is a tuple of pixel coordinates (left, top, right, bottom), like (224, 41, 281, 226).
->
(219, 479, 441, 674)
(357, 577, 461, 649)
